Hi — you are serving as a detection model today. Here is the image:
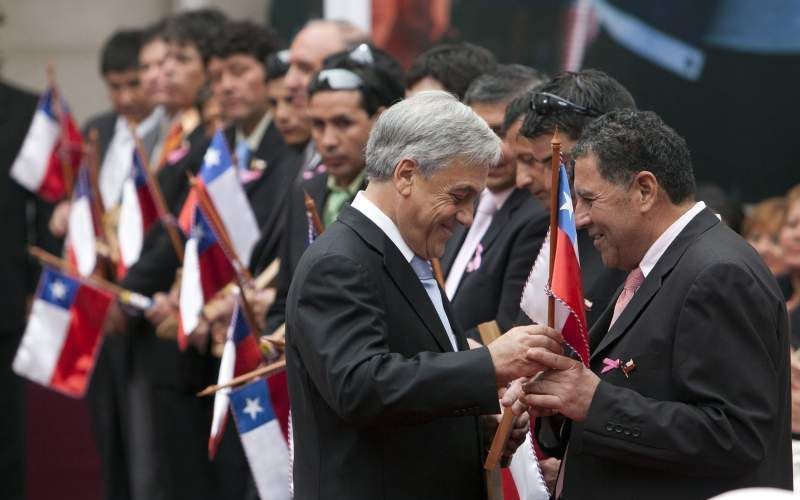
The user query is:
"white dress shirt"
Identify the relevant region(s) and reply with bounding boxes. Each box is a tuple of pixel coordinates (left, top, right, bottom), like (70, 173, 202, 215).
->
(639, 201, 706, 278)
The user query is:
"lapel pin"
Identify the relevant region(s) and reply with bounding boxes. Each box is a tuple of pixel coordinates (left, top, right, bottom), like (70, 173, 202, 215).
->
(250, 158, 267, 171)
(584, 298, 593, 311)
(622, 359, 636, 378)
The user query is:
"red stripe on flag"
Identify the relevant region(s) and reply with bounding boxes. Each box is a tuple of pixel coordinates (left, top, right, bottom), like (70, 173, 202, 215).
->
(551, 227, 589, 365)
(234, 336, 262, 375)
(267, 371, 290, 439)
(49, 284, 112, 397)
(198, 244, 235, 300)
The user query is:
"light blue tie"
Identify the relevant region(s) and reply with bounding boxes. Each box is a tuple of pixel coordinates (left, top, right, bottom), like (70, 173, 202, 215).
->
(236, 138, 251, 173)
(410, 256, 458, 351)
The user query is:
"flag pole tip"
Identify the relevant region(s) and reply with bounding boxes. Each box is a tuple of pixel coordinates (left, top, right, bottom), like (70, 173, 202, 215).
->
(551, 126, 561, 147)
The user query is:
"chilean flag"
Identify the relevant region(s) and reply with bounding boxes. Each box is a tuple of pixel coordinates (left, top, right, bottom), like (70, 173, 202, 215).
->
(209, 301, 264, 458)
(177, 204, 235, 349)
(178, 130, 259, 264)
(117, 148, 158, 276)
(67, 165, 98, 277)
(13, 267, 112, 397)
(230, 379, 291, 500)
(520, 164, 589, 365)
(10, 87, 82, 202)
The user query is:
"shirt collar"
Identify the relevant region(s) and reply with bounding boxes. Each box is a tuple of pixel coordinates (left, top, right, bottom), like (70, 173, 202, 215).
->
(236, 111, 272, 152)
(351, 191, 416, 263)
(327, 168, 366, 195)
(639, 201, 706, 277)
(484, 186, 515, 211)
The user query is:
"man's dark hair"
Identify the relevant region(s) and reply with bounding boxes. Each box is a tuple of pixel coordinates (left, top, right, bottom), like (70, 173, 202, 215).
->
(521, 69, 635, 141)
(141, 19, 166, 47)
(163, 8, 228, 64)
(100, 29, 144, 75)
(572, 109, 695, 204)
(212, 21, 281, 65)
(310, 44, 405, 116)
(464, 64, 546, 106)
(265, 50, 290, 82)
(503, 91, 536, 134)
(405, 42, 497, 100)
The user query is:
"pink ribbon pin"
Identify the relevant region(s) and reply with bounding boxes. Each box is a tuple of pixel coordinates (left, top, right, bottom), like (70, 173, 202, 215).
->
(601, 357, 622, 374)
(466, 243, 484, 273)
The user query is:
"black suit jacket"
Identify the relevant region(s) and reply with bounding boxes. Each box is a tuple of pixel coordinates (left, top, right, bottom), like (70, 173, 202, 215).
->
(83, 111, 117, 161)
(265, 172, 366, 334)
(558, 208, 792, 499)
(0, 81, 60, 333)
(577, 229, 627, 329)
(286, 205, 500, 500)
(441, 189, 548, 339)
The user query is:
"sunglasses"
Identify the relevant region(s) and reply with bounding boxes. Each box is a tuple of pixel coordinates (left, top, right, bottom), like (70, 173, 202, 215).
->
(347, 43, 374, 65)
(531, 92, 602, 118)
(309, 68, 366, 93)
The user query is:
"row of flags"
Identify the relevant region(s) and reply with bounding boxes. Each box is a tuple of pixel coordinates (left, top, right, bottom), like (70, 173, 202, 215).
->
(10, 84, 289, 499)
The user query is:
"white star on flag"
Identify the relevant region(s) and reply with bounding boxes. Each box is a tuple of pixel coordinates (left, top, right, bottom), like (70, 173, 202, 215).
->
(50, 280, 67, 300)
(204, 148, 221, 167)
(243, 397, 264, 420)
(560, 196, 574, 221)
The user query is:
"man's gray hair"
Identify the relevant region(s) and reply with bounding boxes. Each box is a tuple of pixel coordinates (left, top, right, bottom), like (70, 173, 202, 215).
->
(366, 91, 502, 181)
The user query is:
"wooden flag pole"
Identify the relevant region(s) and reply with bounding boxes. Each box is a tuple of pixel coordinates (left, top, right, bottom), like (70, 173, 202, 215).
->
(189, 177, 261, 343)
(196, 357, 286, 397)
(47, 62, 75, 195)
(86, 129, 115, 267)
(303, 190, 325, 236)
(484, 128, 562, 472)
(29, 246, 152, 310)
(130, 126, 185, 261)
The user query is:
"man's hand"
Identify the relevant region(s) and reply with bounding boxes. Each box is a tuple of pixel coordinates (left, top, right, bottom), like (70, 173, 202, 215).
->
(250, 287, 276, 331)
(520, 351, 600, 422)
(48, 200, 71, 237)
(500, 410, 530, 467)
(540, 457, 561, 494)
(144, 292, 177, 325)
(487, 325, 564, 386)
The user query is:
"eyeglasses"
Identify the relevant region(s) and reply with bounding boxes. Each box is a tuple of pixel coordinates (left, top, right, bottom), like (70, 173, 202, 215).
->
(309, 68, 366, 93)
(531, 92, 602, 118)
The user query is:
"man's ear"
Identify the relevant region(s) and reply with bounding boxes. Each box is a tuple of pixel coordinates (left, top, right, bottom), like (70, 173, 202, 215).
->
(634, 170, 659, 212)
(393, 158, 418, 197)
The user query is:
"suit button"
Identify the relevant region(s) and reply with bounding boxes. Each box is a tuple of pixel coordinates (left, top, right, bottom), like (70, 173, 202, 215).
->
(623, 429, 631, 436)
(605, 423, 614, 432)
(614, 425, 623, 433)
(632, 428, 641, 438)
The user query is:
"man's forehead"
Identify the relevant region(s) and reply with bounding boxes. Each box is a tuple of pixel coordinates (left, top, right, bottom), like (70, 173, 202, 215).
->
(308, 90, 363, 114)
(290, 25, 346, 64)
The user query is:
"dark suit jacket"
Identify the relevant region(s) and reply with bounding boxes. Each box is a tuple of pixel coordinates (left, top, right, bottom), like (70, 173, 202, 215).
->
(83, 111, 117, 161)
(265, 172, 366, 334)
(577, 229, 627, 329)
(558, 208, 792, 500)
(285, 205, 500, 500)
(441, 189, 548, 339)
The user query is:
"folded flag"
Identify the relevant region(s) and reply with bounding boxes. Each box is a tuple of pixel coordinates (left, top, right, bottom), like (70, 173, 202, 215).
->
(177, 204, 235, 349)
(520, 163, 589, 365)
(67, 165, 98, 277)
(13, 266, 112, 397)
(196, 130, 259, 264)
(209, 300, 263, 459)
(230, 378, 291, 500)
(117, 148, 158, 275)
(10, 87, 82, 202)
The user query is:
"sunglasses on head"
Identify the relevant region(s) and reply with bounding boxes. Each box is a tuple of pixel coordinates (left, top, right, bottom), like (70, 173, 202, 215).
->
(309, 68, 366, 93)
(347, 43, 374, 66)
(531, 92, 602, 118)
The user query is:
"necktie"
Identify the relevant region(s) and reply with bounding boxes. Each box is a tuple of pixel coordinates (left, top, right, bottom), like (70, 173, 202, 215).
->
(154, 120, 183, 171)
(444, 192, 498, 299)
(410, 256, 458, 351)
(236, 138, 251, 172)
(609, 267, 645, 329)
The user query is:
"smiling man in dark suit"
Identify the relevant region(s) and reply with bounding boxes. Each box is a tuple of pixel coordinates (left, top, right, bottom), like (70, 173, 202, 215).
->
(515, 109, 792, 499)
(286, 91, 565, 500)
(441, 64, 548, 340)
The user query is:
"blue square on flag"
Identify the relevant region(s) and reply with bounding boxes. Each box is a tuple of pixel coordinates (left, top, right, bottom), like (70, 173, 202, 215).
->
(200, 130, 234, 184)
(230, 378, 276, 434)
(38, 268, 79, 309)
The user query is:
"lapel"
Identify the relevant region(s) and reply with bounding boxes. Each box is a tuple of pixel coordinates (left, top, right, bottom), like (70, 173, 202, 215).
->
(338, 206, 455, 353)
(590, 208, 721, 360)
(479, 188, 525, 252)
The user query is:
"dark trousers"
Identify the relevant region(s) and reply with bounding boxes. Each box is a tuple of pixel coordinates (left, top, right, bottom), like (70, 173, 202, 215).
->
(0, 330, 26, 500)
